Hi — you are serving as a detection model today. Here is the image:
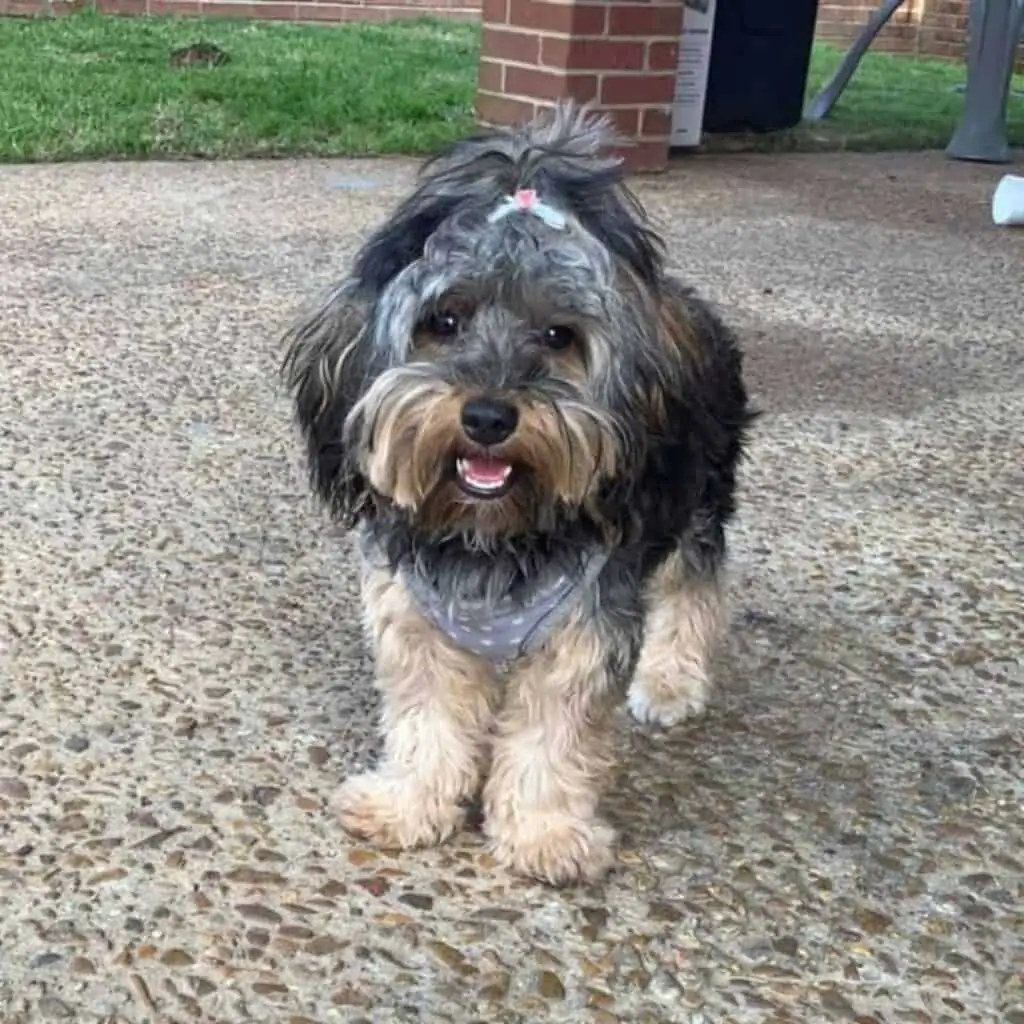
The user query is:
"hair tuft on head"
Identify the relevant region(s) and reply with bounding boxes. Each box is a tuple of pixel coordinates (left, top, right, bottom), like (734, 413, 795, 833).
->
(407, 101, 665, 285)
(515, 100, 623, 160)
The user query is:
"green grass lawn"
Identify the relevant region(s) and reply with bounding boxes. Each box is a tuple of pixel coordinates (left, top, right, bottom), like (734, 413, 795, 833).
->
(0, 12, 480, 161)
(721, 42, 1024, 154)
(0, 9, 1021, 162)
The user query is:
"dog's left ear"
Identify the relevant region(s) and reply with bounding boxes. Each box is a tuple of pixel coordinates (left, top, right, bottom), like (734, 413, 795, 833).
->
(281, 177, 466, 524)
(630, 279, 750, 547)
(281, 280, 381, 525)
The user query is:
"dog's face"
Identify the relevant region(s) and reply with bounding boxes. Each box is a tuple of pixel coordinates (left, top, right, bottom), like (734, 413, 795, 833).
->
(346, 195, 666, 539)
(284, 106, 698, 543)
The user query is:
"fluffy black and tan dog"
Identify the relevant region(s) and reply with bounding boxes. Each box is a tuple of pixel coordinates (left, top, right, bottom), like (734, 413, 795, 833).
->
(281, 103, 752, 886)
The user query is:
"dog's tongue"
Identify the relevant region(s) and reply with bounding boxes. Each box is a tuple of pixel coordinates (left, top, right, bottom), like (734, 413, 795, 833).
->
(459, 457, 512, 489)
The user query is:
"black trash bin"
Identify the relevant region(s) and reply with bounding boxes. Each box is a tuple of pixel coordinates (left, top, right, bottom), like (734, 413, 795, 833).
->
(701, 0, 819, 135)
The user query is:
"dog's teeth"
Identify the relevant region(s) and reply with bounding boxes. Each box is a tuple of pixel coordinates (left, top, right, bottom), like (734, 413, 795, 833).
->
(457, 457, 512, 492)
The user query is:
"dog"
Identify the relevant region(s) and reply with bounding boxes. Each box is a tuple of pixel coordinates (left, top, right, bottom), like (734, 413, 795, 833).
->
(281, 102, 752, 886)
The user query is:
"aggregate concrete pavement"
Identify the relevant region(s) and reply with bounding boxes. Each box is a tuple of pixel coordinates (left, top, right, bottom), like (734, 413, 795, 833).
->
(0, 150, 1022, 1023)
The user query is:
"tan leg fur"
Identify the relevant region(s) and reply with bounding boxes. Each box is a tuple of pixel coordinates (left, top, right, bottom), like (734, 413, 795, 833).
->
(628, 551, 724, 727)
(482, 608, 621, 886)
(334, 565, 498, 849)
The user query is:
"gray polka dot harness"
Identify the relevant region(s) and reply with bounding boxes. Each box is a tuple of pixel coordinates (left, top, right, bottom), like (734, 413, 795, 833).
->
(400, 550, 609, 662)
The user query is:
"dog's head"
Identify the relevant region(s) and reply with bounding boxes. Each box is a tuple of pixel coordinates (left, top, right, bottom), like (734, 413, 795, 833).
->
(283, 103, 707, 544)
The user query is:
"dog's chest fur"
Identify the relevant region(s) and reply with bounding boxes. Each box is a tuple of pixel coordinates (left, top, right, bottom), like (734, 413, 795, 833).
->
(359, 526, 612, 662)
(401, 549, 608, 661)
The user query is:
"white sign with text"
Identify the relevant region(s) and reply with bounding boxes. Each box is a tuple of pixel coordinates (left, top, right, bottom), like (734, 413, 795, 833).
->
(670, 0, 717, 147)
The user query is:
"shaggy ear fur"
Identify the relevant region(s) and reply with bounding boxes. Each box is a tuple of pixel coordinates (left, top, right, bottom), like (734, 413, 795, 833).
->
(281, 281, 379, 526)
(280, 183, 468, 524)
(626, 279, 753, 570)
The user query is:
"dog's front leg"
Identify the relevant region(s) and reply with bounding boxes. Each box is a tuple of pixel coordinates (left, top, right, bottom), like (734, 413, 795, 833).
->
(334, 566, 498, 850)
(483, 604, 639, 886)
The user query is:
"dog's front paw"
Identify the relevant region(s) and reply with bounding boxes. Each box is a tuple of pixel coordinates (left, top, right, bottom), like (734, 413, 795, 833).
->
(334, 771, 465, 850)
(627, 669, 710, 727)
(487, 812, 616, 886)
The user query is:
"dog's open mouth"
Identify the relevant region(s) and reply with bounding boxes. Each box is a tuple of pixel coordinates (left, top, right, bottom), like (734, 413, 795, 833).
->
(455, 456, 515, 499)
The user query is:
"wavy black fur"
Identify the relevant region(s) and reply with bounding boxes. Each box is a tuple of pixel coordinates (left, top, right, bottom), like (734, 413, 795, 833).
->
(281, 102, 754, 618)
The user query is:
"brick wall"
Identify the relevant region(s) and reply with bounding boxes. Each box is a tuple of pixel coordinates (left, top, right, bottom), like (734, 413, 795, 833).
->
(0, 0, 479, 25)
(476, 0, 683, 171)
(816, 0, 1024, 72)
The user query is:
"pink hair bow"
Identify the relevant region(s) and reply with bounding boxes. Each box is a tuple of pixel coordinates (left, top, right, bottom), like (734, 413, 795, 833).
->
(487, 188, 568, 231)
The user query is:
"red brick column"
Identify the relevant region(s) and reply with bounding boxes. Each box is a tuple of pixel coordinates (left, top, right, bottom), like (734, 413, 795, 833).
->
(476, 0, 685, 172)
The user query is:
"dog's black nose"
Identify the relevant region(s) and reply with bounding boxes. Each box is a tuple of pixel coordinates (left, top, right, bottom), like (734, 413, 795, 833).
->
(460, 397, 519, 446)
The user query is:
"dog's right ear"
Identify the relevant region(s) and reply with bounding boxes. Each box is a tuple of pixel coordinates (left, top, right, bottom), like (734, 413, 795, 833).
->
(281, 279, 380, 526)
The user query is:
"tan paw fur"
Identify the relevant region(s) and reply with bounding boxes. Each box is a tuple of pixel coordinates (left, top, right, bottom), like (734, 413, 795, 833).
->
(629, 554, 723, 728)
(334, 770, 466, 850)
(627, 668, 710, 726)
(487, 812, 616, 886)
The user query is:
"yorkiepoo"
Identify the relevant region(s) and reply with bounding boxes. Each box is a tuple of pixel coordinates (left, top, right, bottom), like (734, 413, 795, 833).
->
(281, 102, 752, 886)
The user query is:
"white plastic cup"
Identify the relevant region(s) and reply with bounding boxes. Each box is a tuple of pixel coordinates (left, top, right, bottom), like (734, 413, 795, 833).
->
(992, 174, 1024, 226)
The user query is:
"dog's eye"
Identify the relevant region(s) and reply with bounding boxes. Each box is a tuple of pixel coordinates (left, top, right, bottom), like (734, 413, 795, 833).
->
(540, 325, 577, 351)
(425, 310, 462, 338)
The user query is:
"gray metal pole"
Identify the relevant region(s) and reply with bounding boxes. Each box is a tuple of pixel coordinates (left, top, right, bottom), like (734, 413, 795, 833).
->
(946, 0, 1024, 162)
(805, 0, 907, 121)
